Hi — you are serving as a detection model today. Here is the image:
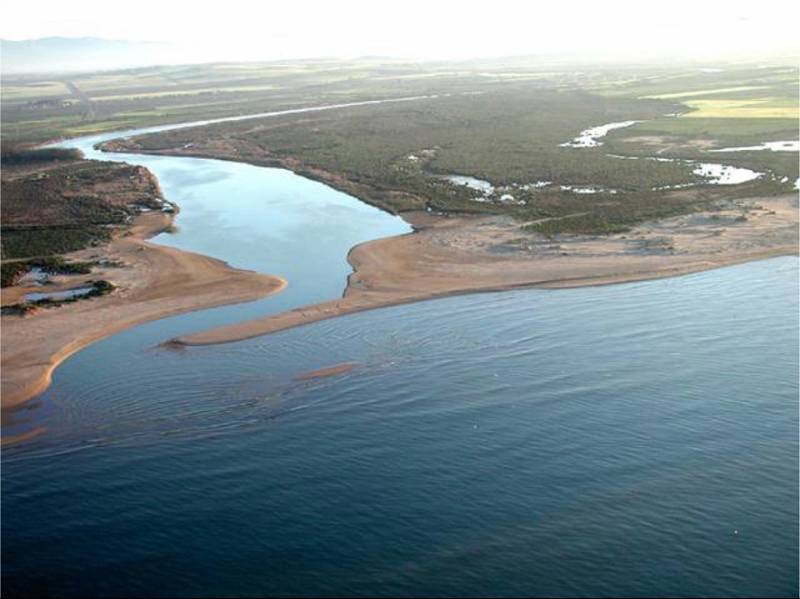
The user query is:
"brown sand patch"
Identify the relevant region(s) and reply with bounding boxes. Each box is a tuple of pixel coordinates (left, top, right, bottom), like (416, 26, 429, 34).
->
(294, 362, 358, 381)
(175, 195, 797, 347)
(1, 211, 286, 412)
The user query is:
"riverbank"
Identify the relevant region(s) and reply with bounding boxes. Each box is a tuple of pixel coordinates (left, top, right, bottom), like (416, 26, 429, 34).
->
(175, 193, 798, 346)
(3, 129, 795, 418)
(1, 211, 286, 417)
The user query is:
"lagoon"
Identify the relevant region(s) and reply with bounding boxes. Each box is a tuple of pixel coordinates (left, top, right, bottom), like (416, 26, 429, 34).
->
(2, 105, 797, 597)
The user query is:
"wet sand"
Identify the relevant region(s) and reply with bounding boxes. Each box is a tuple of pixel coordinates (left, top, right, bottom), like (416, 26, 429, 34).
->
(1, 211, 286, 414)
(175, 194, 798, 346)
(3, 146, 796, 422)
(295, 363, 358, 381)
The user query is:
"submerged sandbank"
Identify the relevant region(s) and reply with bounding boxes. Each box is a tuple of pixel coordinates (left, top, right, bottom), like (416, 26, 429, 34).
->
(295, 363, 359, 381)
(1, 211, 286, 415)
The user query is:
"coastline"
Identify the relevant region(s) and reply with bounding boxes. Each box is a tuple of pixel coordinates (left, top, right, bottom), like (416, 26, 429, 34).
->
(174, 195, 798, 346)
(3, 138, 796, 424)
(99, 145, 797, 348)
(0, 211, 286, 418)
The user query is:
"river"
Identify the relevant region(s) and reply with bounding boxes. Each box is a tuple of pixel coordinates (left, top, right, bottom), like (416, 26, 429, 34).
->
(1, 105, 798, 597)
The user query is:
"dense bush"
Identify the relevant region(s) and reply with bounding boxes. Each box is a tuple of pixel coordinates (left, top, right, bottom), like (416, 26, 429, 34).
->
(1, 158, 158, 261)
(1, 256, 96, 287)
(1, 145, 82, 165)
(1, 279, 115, 315)
(1, 227, 111, 260)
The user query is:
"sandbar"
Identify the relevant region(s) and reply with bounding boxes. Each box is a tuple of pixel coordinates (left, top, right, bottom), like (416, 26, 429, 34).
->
(174, 194, 798, 346)
(1, 211, 286, 418)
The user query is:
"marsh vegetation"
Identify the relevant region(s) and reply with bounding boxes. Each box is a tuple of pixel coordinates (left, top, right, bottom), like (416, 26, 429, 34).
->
(0, 147, 164, 296)
(1, 147, 163, 259)
(111, 61, 796, 236)
(3, 58, 797, 239)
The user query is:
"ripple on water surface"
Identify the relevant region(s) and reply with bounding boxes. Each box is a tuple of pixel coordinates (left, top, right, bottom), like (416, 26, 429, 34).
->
(2, 257, 798, 597)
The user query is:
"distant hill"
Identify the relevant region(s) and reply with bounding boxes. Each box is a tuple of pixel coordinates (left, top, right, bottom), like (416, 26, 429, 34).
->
(1, 37, 174, 75)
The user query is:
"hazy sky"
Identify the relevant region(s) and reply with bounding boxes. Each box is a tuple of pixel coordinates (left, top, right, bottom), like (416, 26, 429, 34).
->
(2, 0, 798, 62)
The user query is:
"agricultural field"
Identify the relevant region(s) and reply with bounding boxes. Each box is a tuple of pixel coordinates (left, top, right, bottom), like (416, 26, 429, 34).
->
(601, 68, 799, 198)
(3, 56, 794, 142)
(2, 59, 540, 142)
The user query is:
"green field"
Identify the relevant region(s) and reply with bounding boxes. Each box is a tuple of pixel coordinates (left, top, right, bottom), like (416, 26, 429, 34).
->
(2, 57, 797, 237)
(3, 59, 547, 142)
(3, 57, 794, 143)
(104, 58, 795, 235)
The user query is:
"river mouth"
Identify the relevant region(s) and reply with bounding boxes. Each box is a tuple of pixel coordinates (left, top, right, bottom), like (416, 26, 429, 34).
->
(54, 108, 413, 313)
(1, 101, 414, 440)
(12, 110, 776, 411)
(2, 98, 798, 597)
(2, 256, 797, 597)
(5, 105, 785, 428)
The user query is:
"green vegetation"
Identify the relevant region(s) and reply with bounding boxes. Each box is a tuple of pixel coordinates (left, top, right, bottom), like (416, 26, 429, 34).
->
(524, 214, 632, 238)
(2, 279, 115, 315)
(605, 119, 799, 185)
(617, 116, 796, 139)
(0, 262, 29, 287)
(2, 58, 797, 240)
(123, 69, 796, 236)
(598, 66, 798, 181)
(128, 88, 698, 198)
(0, 145, 81, 165)
(517, 186, 732, 238)
(1, 150, 162, 260)
(1, 256, 94, 287)
(1, 226, 111, 261)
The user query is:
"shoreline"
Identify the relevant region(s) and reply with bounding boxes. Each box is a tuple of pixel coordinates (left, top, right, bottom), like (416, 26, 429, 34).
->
(101, 146, 796, 349)
(174, 245, 797, 348)
(3, 139, 797, 427)
(1, 211, 286, 419)
(172, 196, 798, 347)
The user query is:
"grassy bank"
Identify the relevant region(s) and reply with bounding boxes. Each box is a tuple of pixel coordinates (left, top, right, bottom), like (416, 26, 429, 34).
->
(112, 66, 797, 236)
(3, 58, 797, 238)
(0, 148, 165, 293)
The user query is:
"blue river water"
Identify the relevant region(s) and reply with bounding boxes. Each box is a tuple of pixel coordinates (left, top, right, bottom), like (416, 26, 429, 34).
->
(1, 111, 798, 596)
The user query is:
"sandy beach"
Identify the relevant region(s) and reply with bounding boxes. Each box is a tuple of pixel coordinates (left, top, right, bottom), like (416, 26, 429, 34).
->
(95, 142, 798, 352)
(0, 211, 286, 415)
(2, 142, 796, 423)
(175, 194, 798, 346)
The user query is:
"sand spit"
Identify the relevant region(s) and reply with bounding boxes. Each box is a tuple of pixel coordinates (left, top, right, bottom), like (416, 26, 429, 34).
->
(1, 212, 286, 417)
(174, 195, 798, 347)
